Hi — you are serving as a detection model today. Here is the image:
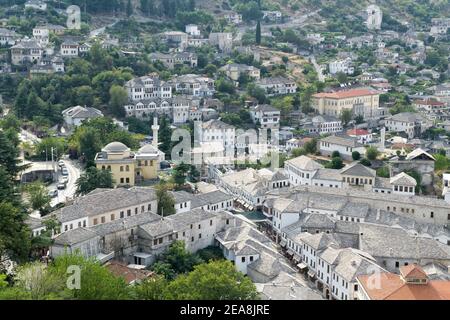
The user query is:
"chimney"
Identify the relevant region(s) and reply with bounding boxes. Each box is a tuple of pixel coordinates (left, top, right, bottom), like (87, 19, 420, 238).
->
(376, 209, 380, 221)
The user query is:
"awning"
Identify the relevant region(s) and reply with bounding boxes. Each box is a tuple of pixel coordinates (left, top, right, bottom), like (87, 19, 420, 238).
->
(279, 240, 287, 247)
(297, 262, 307, 270)
(293, 255, 301, 262)
(286, 249, 294, 256)
(308, 270, 316, 278)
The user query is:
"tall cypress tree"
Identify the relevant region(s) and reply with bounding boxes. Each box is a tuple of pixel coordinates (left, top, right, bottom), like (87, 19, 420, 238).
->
(126, 0, 133, 16)
(256, 20, 261, 44)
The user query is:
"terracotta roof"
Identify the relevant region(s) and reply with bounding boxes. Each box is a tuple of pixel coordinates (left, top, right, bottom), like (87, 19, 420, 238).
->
(105, 261, 153, 284)
(400, 264, 428, 280)
(357, 272, 450, 300)
(347, 129, 369, 136)
(414, 99, 445, 106)
(313, 89, 379, 99)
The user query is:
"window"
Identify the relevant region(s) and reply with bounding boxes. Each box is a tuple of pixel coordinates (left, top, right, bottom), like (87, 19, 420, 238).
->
(153, 239, 158, 245)
(198, 224, 201, 229)
(135, 208, 138, 215)
(199, 233, 202, 239)
(101, 216, 105, 223)
(430, 212, 434, 218)
(111, 214, 115, 221)
(191, 236, 194, 242)
(120, 166, 124, 172)
(210, 220, 213, 226)
(241, 257, 246, 263)
(190, 224, 193, 229)
(395, 261, 399, 268)
(127, 210, 131, 217)
(158, 238, 163, 244)
(93, 219, 98, 225)
(120, 211, 124, 218)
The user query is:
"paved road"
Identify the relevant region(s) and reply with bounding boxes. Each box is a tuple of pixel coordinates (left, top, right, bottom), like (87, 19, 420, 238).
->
(310, 55, 325, 82)
(237, 10, 321, 35)
(89, 19, 120, 38)
(50, 158, 82, 207)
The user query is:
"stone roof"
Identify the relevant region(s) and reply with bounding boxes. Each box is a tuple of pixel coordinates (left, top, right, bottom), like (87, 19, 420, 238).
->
(50, 187, 157, 223)
(339, 202, 370, 218)
(358, 224, 450, 260)
(139, 219, 173, 238)
(53, 227, 98, 246)
(285, 156, 323, 171)
(312, 168, 343, 181)
(341, 162, 376, 177)
(103, 141, 129, 153)
(303, 213, 336, 229)
(169, 208, 217, 231)
(62, 106, 103, 119)
(388, 112, 425, 123)
(321, 135, 362, 148)
(390, 172, 417, 186)
(295, 232, 338, 250)
(405, 148, 435, 161)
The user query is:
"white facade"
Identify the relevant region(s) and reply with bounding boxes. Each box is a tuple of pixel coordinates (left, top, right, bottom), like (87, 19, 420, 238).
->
(329, 58, 354, 75)
(126, 75, 173, 102)
(185, 24, 200, 37)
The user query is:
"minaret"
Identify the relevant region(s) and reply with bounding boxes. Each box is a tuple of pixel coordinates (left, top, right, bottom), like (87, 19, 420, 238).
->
(152, 117, 159, 148)
(380, 127, 386, 152)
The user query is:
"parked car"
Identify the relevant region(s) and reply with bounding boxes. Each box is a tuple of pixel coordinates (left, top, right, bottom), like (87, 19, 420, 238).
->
(58, 160, 65, 167)
(48, 189, 58, 197)
(61, 168, 68, 176)
(60, 176, 69, 184)
(57, 183, 66, 190)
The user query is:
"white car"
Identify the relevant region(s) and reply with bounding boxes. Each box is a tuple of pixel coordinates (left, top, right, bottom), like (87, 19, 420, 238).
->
(48, 189, 58, 198)
(60, 176, 69, 184)
(61, 168, 69, 176)
(58, 160, 65, 167)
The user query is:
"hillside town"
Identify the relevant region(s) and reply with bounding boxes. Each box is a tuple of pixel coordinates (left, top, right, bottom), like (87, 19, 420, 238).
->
(0, 0, 450, 302)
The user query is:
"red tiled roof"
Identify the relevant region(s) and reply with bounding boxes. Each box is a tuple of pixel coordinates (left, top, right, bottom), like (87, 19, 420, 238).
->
(357, 272, 450, 300)
(413, 99, 445, 106)
(400, 264, 428, 280)
(105, 261, 154, 284)
(313, 89, 379, 99)
(347, 129, 369, 136)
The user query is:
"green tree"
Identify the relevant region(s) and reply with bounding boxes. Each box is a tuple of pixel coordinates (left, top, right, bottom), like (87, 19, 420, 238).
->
(340, 109, 352, 127)
(132, 275, 168, 300)
(303, 138, 317, 154)
(352, 151, 361, 161)
(48, 252, 130, 300)
(75, 167, 114, 196)
(25, 182, 51, 213)
(329, 157, 343, 169)
(109, 85, 128, 118)
(332, 151, 341, 158)
(291, 148, 307, 157)
(158, 116, 172, 157)
(172, 162, 190, 188)
(155, 181, 176, 216)
(366, 146, 379, 161)
(126, 0, 133, 16)
(376, 166, 390, 178)
(255, 20, 261, 44)
(0, 201, 31, 262)
(164, 260, 258, 300)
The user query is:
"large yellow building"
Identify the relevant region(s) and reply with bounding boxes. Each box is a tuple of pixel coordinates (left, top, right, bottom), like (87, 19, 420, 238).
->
(312, 88, 380, 119)
(95, 142, 159, 187)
